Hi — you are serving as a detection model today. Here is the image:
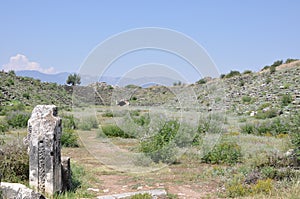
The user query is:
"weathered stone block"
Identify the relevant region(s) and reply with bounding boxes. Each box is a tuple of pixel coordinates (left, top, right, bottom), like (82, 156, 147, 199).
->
(61, 156, 72, 192)
(24, 105, 62, 195)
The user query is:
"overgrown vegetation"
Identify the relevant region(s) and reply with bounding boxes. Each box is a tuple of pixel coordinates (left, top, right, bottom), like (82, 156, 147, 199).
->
(0, 142, 29, 184)
(140, 120, 180, 163)
(202, 139, 242, 165)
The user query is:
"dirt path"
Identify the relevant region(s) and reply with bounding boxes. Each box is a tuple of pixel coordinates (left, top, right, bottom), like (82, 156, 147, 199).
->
(62, 130, 222, 198)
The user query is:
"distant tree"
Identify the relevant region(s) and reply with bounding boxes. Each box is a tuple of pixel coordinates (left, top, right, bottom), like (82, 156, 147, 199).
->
(196, 78, 207, 84)
(225, 70, 241, 78)
(262, 65, 270, 71)
(66, 73, 81, 86)
(220, 74, 226, 79)
(285, 58, 298, 64)
(243, 70, 252, 75)
(271, 60, 283, 67)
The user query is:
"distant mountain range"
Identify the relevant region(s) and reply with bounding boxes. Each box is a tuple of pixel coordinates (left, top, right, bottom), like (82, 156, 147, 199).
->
(16, 70, 70, 85)
(15, 70, 183, 87)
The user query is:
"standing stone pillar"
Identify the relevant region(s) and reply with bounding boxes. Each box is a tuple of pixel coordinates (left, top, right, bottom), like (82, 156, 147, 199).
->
(24, 105, 62, 195)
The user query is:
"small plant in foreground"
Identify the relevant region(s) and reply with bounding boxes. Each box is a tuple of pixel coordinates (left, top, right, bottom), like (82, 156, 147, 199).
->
(202, 140, 242, 165)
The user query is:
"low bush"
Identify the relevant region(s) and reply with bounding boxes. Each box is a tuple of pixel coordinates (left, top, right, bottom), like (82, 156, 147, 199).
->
(101, 124, 134, 138)
(0, 119, 8, 133)
(62, 114, 77, 129)
(255, 109, 277, 119)
(281, 94, 292, 107)
(0, 142, 29, 183)
(202, 140, 242, 165)
(102, 111, 114, 117)
(6, 111, 30, 128)
(61, 129, 79, 147)
(242, 96, 252, 103)
(140, 120, 179, 163)
(240, 119, 289, 136)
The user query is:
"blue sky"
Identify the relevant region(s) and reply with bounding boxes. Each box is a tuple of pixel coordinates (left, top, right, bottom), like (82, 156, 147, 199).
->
(0, 0, 299, 82)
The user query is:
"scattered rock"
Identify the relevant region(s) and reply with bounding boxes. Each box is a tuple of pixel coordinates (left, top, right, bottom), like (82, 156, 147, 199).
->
(87, 188, 100, 192)
(0, 182, 46, 199)
(97, 189, 167, 199)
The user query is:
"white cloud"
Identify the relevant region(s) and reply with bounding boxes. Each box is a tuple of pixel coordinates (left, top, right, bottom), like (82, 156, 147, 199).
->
(2, 54, 56, 74)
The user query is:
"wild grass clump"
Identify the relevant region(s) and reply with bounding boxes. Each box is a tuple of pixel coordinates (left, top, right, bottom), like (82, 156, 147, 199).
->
(78, 116, 98, 131)
(197, 113, 226, 134)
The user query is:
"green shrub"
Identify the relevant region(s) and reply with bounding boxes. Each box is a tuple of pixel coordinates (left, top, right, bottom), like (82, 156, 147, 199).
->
(140, 120, 179, 163)
(62, 114, 77, 129)
(241, 119, 289, 136)
(101, 124, 134, 138)
(22, 92, 30, 99)
(255, 109, 277, 119)
(61, 129, 79, 147)
(202, 140, 242, 165)
(0, 119, 8, 133)
(240, 123, 255, 134)
(102, 111, 114, 117)
(6, 111, 30, 128)
(242, 96, 252, 103)
(0, 142, 29, 183)
(281, 94, 292, 107)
